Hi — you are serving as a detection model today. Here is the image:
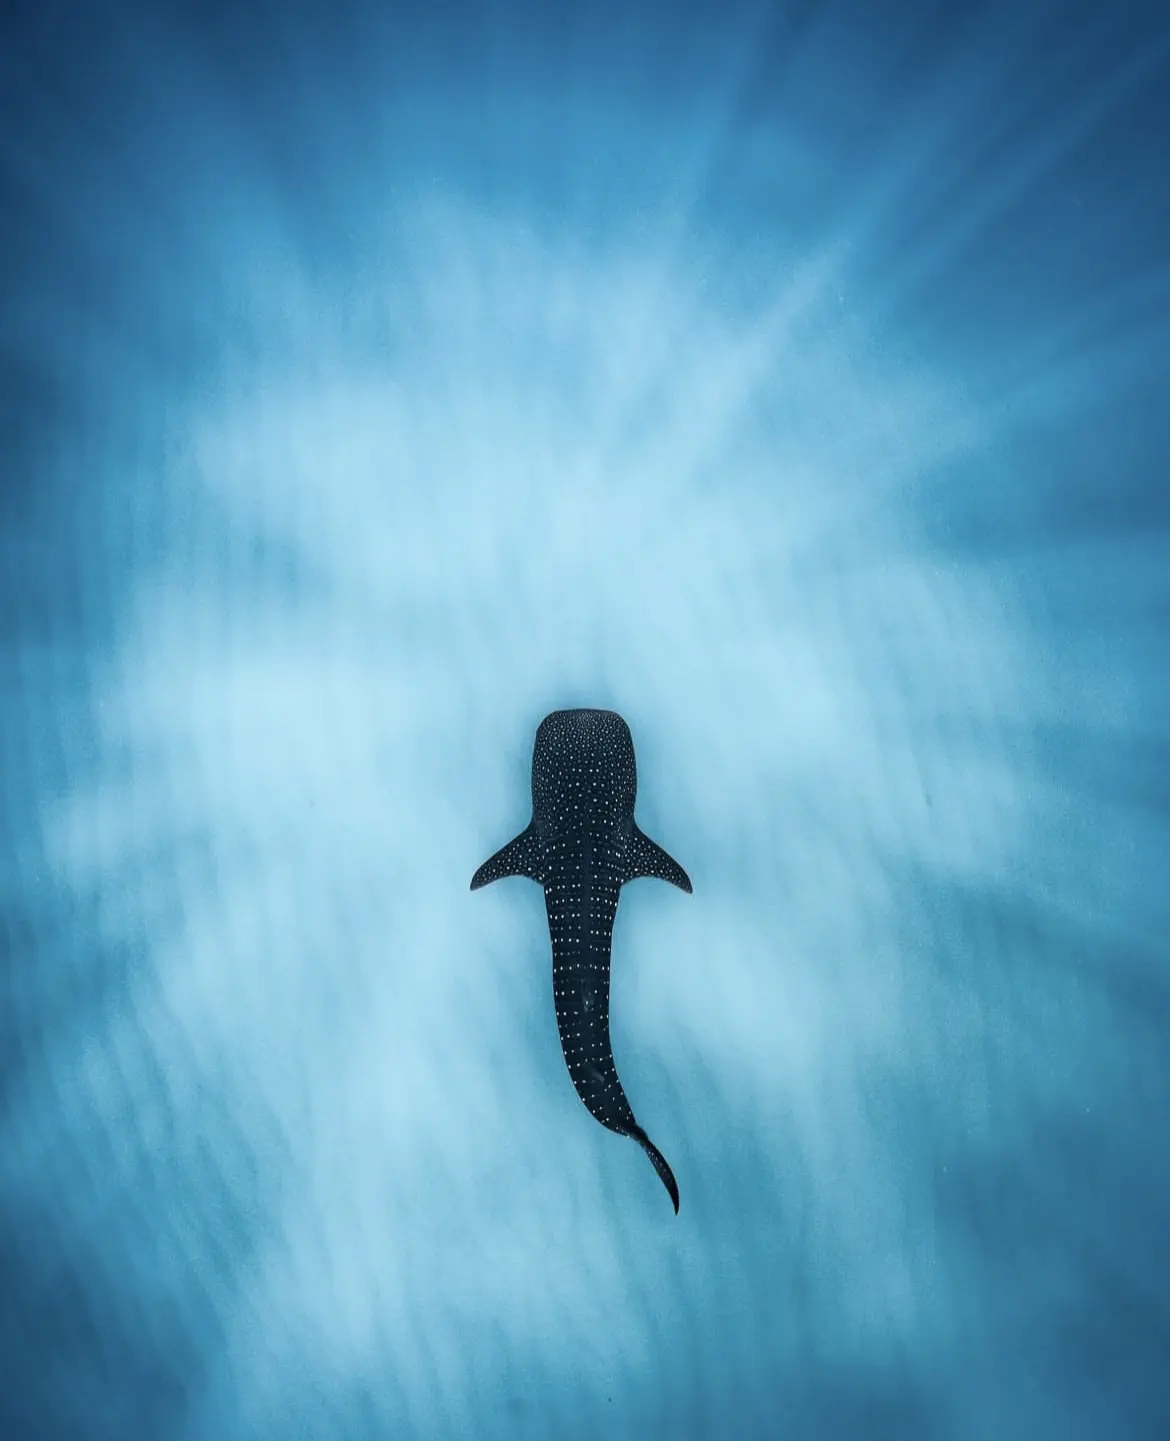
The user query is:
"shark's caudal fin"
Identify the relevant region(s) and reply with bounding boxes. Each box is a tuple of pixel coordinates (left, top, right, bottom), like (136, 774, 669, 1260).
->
(470, 824, 544, 889)
(621, 825, 693, 893)
(629, 1122, 680, 1213)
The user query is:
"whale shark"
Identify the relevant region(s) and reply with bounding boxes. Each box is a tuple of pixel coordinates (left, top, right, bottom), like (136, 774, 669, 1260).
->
(471, 708, 691, 1212)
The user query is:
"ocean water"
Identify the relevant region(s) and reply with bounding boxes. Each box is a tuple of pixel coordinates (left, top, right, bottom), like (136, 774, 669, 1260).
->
(2, 1, 1168, 1437)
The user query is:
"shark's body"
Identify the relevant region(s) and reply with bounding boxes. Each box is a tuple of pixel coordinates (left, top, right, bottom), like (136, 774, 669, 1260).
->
(471, 708, 691, 1211)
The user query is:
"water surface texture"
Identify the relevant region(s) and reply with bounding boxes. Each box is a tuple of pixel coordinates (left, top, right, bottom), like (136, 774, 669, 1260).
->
(2, 2, 1168, 1438)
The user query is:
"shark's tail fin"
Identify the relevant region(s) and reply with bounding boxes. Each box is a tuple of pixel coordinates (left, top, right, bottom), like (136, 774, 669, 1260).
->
(628, 1123, 680, 1213)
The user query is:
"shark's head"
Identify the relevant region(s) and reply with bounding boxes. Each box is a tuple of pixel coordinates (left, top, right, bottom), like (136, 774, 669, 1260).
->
(530, 709, 637, 827)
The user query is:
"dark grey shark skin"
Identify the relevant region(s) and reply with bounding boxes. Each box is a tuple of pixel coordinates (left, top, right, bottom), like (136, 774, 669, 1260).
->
(471, 708, 691, 1212)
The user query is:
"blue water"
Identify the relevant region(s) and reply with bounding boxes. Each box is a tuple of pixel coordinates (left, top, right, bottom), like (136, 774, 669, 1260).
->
(2, 2, 1168, 1437)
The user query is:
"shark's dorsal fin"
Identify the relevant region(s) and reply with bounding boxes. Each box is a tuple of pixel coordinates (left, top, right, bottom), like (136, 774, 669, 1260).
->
(470, 824, 544, 889)
(621, 825, 692, 893)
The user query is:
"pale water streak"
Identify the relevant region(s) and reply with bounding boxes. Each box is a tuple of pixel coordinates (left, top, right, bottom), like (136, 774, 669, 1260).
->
(1, 2, 1168, 1438)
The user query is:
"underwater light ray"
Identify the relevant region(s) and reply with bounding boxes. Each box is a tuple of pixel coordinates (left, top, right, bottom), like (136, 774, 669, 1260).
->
(1, 3, 1168, 1440)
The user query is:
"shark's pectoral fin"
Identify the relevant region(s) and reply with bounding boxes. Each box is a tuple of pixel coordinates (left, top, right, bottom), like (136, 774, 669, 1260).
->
(621, 825, 692, 893)
(470, 824, 544, 889)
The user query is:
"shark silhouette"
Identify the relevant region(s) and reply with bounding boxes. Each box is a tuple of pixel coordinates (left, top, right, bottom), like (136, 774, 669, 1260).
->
(471, 708, 691, 1212)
